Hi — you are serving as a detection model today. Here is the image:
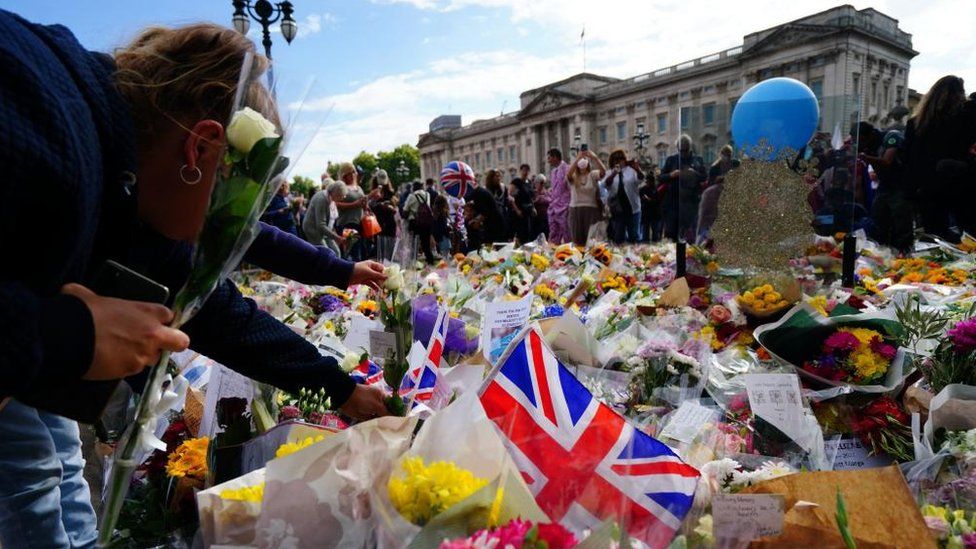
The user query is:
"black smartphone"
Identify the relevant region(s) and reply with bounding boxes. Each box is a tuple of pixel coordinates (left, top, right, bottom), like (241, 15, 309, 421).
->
(581, 143, 589, 152)
(18, 261, 170, 424)
(91, 260, 170, 304)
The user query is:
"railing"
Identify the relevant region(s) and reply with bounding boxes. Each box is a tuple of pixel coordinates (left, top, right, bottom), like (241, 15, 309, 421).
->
(596, 46, 744, 95)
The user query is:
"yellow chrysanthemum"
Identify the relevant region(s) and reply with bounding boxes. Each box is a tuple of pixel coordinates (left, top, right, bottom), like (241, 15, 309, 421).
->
(325, 287, 351, 301)
(388, 456, 488, 526)
(530, 253, 550, 271)
(807, 295, 829, 317)
(740, 291, 756, 305)
(166, 437, 209, 480)
(534, 284, 556, 302)
(764, 291, 782, 304)
(220, 483, 265, 503)
(275, 435, 325, 459)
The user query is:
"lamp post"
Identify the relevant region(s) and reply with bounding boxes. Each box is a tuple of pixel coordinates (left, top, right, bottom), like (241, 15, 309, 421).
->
(231, 0, 297, 91)
(569, 130, 582, 157)
(395, 160, 410, 182)
(633, 122, 649, 161)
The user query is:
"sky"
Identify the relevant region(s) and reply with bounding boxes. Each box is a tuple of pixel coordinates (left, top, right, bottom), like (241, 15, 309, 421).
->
(4, 0, 975, 178)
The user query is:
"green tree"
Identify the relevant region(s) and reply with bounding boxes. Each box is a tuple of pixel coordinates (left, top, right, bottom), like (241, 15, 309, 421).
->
(352, 150, 378, 178)
(376, 144, 420, 184)
(291, 175, 316, 198)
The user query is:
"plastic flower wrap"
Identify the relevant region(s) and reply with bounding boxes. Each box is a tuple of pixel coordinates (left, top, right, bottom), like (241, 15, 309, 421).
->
(387, 456, 488, 526)
(754, 304, 907, 393)
(413, 294, 478, 358)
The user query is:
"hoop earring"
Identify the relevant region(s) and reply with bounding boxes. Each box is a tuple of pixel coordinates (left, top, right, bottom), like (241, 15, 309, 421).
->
(180, 164, 202, 186)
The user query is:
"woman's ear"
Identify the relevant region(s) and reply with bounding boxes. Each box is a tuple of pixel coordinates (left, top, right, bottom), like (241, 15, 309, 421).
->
(184, 120, 225, 175)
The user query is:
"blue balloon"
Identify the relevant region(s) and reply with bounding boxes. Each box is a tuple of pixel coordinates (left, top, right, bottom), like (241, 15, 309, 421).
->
(731, 77, 820, 158)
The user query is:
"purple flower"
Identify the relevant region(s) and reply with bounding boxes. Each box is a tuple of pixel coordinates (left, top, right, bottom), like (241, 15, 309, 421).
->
(316, 294, 345, 313)
(638, 339, 677, 359)
(824, 331, 860, 354)
(964, 532, 976, 549)
(948, 319, 976, 354)
(542, 304, 565, 318)
(278, 405, 301, 423)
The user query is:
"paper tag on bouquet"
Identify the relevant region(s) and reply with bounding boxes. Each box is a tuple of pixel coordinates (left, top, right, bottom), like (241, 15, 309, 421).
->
(713, 494, 785, 541)
(745, 373, 805, 446)
(660, 401, 719, 444)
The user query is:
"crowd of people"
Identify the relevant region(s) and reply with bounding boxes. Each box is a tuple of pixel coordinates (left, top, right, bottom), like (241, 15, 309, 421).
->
(269, 76, 976, 260)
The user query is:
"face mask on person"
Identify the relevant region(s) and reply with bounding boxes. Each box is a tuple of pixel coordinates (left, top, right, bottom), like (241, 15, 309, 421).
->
(576, 159, 589, 170)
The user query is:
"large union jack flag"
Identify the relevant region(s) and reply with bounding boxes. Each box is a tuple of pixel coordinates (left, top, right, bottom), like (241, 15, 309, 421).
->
(479, 328, 699, 548)
(400, 307, 447, 407)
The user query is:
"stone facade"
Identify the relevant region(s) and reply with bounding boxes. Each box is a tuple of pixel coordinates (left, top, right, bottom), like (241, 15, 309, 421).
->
(418, 5, 917, 180)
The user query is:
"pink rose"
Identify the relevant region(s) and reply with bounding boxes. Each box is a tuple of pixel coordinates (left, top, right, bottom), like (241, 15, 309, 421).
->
(707, 305, 732, 325)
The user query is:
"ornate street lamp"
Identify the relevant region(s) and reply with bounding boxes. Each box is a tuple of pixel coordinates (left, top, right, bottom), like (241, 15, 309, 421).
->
(395, 160, 410, 182)
(633, 122, 649, 161)
(569, 130, 582, 157)
(231, 0, 297, 90)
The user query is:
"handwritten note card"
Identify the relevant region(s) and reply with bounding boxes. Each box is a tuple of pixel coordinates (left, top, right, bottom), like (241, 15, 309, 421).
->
(745, 373, 805, 445)
(712, 494, 785, 541)
(660, 401, 719, 443)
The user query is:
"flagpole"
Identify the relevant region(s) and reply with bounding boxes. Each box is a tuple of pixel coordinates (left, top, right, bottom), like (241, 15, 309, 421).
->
(581, 25, 587, 73)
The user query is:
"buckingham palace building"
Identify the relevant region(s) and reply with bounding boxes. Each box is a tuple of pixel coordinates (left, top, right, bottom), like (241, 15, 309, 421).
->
(417, 5, 918, 180)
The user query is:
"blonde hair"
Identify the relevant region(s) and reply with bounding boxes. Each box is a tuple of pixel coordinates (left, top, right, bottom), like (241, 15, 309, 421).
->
(114, 24, 278, 141)
(338, 162, 356, 179)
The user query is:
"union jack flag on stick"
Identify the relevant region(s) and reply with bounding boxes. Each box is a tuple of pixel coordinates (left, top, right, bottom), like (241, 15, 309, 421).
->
(479, 327, 699, 547)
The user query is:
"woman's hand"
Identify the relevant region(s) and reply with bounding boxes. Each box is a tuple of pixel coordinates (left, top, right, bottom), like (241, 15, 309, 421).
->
(338, 384, 390, 421)
(348, 260, 387, 290)
(62, 283, 189, 381)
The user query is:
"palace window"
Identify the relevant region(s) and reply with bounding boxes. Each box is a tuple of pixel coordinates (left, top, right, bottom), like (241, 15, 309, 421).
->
(616, 122, 627, 141)
(703, 103, 716, 126)
(599, 127, 607, 144)
(680, 107, 691, 130)
(809, 78, 823, 99)
(853, 74, 860, 95)
(485, 151, 492, 166)
(509, 145, 517, 163)
(657, 113, 667, 134)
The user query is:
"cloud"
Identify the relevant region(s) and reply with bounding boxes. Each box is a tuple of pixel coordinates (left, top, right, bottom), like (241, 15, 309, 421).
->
(289, 0, 976, 177)
(250, 12, 335, 40)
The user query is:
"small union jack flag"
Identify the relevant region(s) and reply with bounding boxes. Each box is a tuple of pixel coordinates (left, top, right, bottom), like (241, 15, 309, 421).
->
(479, 327, 699, 548)
(400, 307, 447, 407)
(350, 359, 384, 386)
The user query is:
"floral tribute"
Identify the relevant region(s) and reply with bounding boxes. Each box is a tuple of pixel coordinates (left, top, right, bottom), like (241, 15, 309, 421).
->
(801, 327, 897, 384)
(388, 456, 488, 526)
(439, 518, 577, 549)
(165, 437, 209, 481)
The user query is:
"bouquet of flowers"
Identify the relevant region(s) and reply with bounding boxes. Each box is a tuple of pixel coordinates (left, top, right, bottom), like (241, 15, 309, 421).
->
(387, 457, 488, 526)
(754, 305, 906, 392)
(801, 327, 898, 384)
(439, 519, 577, 549)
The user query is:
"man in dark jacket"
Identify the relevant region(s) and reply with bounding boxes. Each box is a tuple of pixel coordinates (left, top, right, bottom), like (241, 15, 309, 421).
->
(659, 134, 706, 241)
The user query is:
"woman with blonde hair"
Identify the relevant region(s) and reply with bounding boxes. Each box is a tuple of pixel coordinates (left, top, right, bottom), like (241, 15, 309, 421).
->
(0, 13, 386, 546)
(567, 149, 606, 245)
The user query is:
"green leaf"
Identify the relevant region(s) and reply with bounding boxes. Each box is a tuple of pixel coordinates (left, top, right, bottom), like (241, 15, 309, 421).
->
(246, 136, 284, 183)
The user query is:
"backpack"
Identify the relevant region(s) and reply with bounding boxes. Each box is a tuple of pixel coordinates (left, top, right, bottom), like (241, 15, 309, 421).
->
(412, 193, 434, 230)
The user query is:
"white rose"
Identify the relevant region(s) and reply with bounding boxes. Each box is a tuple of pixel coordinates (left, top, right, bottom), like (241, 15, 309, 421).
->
(384, 265, 404, 291)
(226, 106, 279, 154)
(340, 352, 361, 373)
